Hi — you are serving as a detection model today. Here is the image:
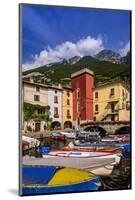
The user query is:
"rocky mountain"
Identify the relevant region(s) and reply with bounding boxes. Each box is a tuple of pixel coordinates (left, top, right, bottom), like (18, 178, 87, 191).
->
(120, 51, 130, 64)
(95, 50, 121, 64)
(68, 56, 81, 65)
(95, 49, 130, 65)
(23, 52, 130, 86)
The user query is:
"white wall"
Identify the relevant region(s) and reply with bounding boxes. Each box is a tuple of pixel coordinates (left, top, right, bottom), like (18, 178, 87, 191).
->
(23, 83, 48, 106)
(48, 88, 62, 124)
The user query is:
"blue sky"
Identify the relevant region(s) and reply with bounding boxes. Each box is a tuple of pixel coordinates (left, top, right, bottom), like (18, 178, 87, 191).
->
(22, 4, 130, 71)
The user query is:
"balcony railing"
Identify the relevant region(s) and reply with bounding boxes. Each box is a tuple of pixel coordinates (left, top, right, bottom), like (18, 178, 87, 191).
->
(67, 115, 71, 119)
(94, 111, 99, 115)
(54, 114, 59, 118)
(109, 93, 115, 98)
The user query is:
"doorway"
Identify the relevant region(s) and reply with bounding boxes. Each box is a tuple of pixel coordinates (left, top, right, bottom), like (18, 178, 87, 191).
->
(35, 122, 41, 132)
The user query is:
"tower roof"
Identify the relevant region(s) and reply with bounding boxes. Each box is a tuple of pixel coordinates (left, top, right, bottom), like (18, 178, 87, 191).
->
(71, 68, 94, 78)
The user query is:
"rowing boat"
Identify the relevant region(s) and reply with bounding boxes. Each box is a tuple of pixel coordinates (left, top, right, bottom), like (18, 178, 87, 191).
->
(22, 136, 40, 149)
(23, 150, 120, 176)
(22, 166, 101, 195)
(43, 150, 121, 164)
(66, 142, 121, 153)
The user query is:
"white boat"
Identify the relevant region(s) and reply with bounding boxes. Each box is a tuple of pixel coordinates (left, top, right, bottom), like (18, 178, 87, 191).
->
(22, 136, 40, 148)
(43, 150, 121, 164)
(60, 131, 76, 139)
(23, 153, 117, 176)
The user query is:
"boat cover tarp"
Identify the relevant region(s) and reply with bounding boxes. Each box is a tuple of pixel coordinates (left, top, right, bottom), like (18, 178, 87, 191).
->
(23, 166, 57, 185)
(22, 166, 100, 195)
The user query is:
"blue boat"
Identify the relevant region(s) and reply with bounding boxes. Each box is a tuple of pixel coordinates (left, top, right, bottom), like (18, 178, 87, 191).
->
(22, 165, 101, 195)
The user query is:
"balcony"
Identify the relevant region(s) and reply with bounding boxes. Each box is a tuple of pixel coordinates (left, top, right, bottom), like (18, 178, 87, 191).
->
(67, 115, 71, 119)
(107, 95, 118, 103)
(109, 110, 118, 115)
(126, 104, 130, 110)
(54, 113, 59, 118)
(94, 111, 99, 115)
(95, 97, 99, 102)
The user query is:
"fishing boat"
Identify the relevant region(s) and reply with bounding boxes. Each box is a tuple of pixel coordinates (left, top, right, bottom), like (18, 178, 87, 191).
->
(22, 141, 30, 151)
(51, 132, 66, 141)
(73, 142, 131, 156)
(23, 153, 117, 176)
(101, 134, 130, 143)
(43, 150, 121, 163)
(60, 131, 76, 139)
(22, 136, 40, 149)
(66, 142, 121, 153)
(22, 166, 101, 195)
(76, 131, 101, 143)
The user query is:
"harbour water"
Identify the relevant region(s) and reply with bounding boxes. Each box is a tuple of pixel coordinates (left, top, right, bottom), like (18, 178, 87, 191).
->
(23, 138, 131, 191)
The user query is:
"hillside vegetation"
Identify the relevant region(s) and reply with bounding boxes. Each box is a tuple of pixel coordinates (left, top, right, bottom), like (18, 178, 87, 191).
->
(23, 55, 130, 86)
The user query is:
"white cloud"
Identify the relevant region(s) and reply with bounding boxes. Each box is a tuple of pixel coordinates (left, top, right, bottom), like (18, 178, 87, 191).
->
(22, 35, 104, 71)
(119, 41, 130, 56)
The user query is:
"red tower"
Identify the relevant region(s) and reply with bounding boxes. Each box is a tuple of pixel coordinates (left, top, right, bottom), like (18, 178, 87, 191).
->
(71, 68, 94, 129)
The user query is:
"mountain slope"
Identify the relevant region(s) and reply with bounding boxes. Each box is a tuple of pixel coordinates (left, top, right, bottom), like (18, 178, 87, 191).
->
(23, 55, 130, 86)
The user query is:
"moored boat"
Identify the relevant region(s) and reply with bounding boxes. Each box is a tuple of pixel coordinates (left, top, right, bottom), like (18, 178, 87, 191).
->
(72, 140, 130, 150)
(22, 141, 30, 151)
(43, 150, 121, 164)
(60, 131, 76, 139)
(51, 132, 66, 141)
(22, 166, 102, 195)
(66, 142, 121, 153)
(22, 136, 40, 149)
(76, 131, 101, 143)
(101, 134, 130, 143)
(23, 155, 117, 177)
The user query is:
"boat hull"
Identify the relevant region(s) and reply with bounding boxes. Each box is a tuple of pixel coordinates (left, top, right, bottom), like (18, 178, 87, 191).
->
(22, 136, 40, 149)
(45, 150, 121, 163)
(23, 153, 119, 176)
(22, 166, 101, 195)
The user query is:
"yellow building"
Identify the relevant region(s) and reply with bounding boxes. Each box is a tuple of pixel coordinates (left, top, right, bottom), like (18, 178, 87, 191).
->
(62, 86, 73, 129)
(93, 81, 130, 122)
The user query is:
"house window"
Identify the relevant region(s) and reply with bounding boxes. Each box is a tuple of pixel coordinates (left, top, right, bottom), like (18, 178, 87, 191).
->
(67, 99, 70, 105)
(77, 103, 80, 112)
(54, 107, 59, 117)
(95, 104, 99, 112)
(67, 110, 70, 115)
(110, 88, 115, 96)
(126, 103, 130, 110)
(37, 108, 44, 114)
(93, 117, 96, 121)
(54, 96, 58, 103)
(36, 86, 40, 92)
(67, 91, 70, 97)
(111, 103, 115, 113)
(77, 88, 80, 99)
(55, 90, 57, 94)
(95, 92, 98, 99)
(34, 95, 40, 101)
(122, 103, 125, 109)
(111, 115, 115, 121)
(67, 110, 71, 118)
(126, 92, 128, 99)
(122, 89, 125, 97)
